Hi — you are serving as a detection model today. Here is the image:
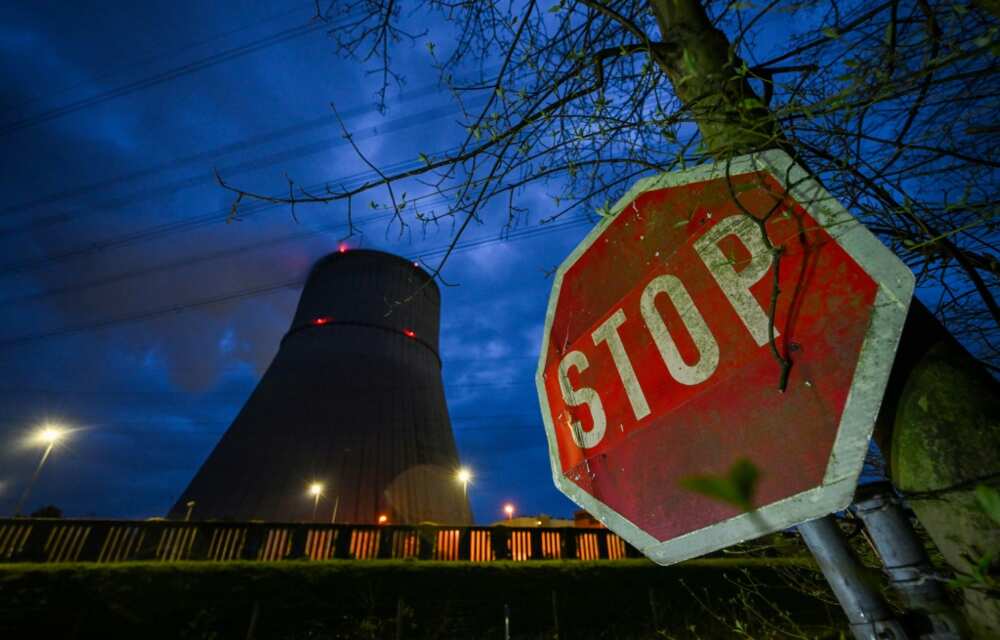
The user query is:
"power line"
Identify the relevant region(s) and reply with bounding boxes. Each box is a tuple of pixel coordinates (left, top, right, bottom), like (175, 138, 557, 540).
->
(4, 3, 315, 117)
(0, 171, 519, 305)
(0, 17, 330, 138)
(0, 385, 537, 398)
(0, 130, 472, 277)
(0, 69, 496, 220)
(0, 213, 387, 305)
(0, 95, 484, 243)
(0, 217, 592, 350)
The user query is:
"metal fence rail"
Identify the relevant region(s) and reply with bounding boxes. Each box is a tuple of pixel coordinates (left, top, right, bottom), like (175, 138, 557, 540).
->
(0, 519, 641, 564)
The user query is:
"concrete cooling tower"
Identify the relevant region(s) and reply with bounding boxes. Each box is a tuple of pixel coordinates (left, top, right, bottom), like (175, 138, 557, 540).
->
(169, 249, 471, 524)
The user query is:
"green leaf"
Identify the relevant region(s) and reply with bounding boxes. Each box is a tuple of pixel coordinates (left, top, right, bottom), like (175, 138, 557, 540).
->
(418, 152, 430, 165)
(976, 550, 995, 577)
(975, 484, 1000, 526)
(679, 458, 761, 512)
(822, 27, 840, 39)
(682, 48, 697, 73)
(595, 199, 613, 219)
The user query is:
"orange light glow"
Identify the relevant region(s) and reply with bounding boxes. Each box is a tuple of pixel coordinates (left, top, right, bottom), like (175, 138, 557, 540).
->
(377, 514, 388, 524)
(503, 503, 515, 519)
(338, 243, 348, 253)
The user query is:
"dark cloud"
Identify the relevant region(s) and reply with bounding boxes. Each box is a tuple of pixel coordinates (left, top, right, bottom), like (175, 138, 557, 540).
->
(0, 0, 583, 522)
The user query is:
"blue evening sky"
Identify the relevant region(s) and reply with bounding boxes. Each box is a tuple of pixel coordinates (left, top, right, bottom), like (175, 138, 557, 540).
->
(0, 1, 877, 524)
(0, 0, 599, 523)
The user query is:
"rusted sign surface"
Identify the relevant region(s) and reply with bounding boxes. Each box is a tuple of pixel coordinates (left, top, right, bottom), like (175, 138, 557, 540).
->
(536, 150, 914, 565)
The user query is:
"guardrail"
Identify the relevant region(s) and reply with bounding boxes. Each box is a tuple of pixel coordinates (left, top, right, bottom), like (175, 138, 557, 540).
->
(0, 519, 641, 564)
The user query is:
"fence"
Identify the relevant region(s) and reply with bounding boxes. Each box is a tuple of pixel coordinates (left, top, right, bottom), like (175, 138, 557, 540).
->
(0, 518, 640, 564)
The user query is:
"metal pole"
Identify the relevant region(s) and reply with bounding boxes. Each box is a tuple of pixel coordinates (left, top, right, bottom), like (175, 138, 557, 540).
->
(185, 500, 196, 522)
(504, 603, 511, 640)
(13, 442, 54, 516)
(799, 515, 909, 640)
(852, 483, 964, 638)
(312, 494, 320, 522)
(330, 495, 340, 523)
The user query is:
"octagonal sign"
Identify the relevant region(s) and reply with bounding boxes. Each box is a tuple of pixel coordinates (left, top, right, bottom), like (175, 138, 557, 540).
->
(535, 150, 914, 565)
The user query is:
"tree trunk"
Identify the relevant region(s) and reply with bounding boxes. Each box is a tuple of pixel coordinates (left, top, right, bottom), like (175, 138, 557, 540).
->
(647, 1, 1000, 636)
(647, 0, 785, 158)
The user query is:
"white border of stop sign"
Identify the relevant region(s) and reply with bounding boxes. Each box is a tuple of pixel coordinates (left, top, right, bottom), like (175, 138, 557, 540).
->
(535, 149, 915, 566)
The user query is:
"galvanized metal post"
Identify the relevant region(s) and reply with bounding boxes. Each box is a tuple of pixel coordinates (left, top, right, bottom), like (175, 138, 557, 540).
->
(852, 483, 964, 638)
(799, 515, 909, 639)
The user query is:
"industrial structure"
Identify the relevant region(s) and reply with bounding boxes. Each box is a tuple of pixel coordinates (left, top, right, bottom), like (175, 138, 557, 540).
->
(169, 249, 471, 524)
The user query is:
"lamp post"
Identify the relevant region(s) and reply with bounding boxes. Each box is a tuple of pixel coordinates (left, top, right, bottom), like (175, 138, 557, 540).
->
(308, 482, 324, 522)
(184, 500, 196, 522)
(456, 467, 472, 498)
(504, 503, 515, 521)
(330, 495, 340, 524)
(14, 425, 66, 517)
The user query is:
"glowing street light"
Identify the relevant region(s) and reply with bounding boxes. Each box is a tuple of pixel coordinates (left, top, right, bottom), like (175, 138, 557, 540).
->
(504, 503, 515, 520)
(456, 467, 473, 497)
(308, 482, 324, 522)
(14, 424, 67, 516)
(377, 514, 388, 525)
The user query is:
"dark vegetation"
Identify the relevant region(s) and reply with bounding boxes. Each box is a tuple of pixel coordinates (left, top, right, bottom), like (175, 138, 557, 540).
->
(0, 558, 846, 639)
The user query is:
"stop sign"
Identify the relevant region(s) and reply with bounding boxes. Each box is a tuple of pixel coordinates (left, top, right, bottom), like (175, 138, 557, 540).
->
(536, 150, 914, 565)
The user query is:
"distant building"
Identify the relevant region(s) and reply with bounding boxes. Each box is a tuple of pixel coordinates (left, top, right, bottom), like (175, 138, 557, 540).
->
(169, 249, 471, 524)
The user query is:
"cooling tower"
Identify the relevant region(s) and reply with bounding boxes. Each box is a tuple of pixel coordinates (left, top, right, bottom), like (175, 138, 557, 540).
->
(169, 249, 471, 524)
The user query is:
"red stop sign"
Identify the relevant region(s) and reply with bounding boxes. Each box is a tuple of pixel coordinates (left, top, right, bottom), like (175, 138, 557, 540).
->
(536, 151, 914, 565)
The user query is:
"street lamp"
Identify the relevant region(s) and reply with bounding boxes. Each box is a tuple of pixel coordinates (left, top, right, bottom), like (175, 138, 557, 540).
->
(456, 467, 472, 497)
(184, 500, 196, 522)
(504, 503, 515, 520)
(308, 482, 324, 522)
(14, 425, 66, 516)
